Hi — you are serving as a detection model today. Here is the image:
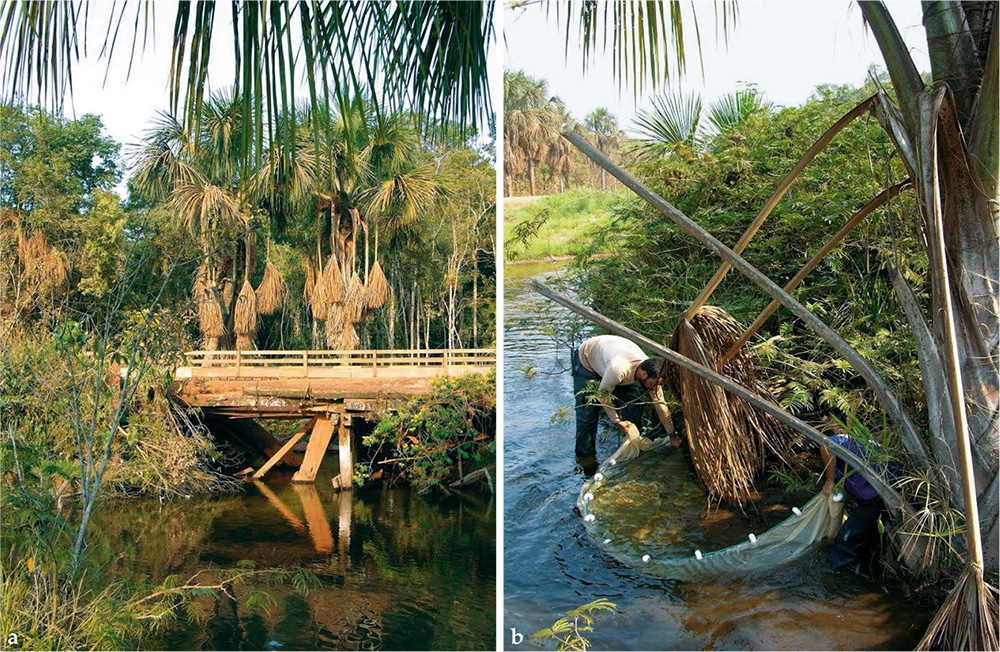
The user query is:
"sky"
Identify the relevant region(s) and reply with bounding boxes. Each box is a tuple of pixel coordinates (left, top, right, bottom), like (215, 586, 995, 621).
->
(57, 2, 933, 193)
(503, 1, 932, 135)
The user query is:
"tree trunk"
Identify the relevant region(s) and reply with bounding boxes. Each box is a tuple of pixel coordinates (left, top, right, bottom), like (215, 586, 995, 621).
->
(528, 159, 537, 196)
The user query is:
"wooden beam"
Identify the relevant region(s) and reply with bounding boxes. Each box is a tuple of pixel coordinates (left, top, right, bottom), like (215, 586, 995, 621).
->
(292, 415, 337, 483)
(333, 416, 354, 491)
(252, 417, 317, 480)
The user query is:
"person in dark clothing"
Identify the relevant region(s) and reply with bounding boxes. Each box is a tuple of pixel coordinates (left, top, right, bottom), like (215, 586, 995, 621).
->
(821, 428, 887, 572)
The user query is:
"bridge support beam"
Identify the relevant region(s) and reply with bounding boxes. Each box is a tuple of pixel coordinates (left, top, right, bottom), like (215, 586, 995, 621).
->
(332, 416, 354, 491)
(292, 415, 337, 483)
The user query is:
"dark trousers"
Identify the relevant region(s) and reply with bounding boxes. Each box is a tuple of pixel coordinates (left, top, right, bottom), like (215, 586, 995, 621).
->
(828, 496, 885, 570)
(571, 347, 642, 457)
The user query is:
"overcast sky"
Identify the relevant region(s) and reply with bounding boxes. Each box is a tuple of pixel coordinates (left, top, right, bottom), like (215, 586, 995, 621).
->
(504, 1, 932, 134)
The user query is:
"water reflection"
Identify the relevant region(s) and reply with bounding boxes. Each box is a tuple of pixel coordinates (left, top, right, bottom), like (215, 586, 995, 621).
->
(89, 470, 495, 650)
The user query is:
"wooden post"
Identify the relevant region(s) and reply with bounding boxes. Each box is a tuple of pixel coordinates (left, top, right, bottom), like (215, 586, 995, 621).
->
(292, 414, 336, 483)
(332, 416, 354, 491)
(302, 351, 309, 378)
(372, 349, 378, 378)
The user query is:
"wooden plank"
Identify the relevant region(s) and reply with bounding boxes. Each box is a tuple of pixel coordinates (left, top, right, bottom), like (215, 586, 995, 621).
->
(292, 483, 334, 554)
(292, 416, 336, 483)
(252, 417, 317, 479)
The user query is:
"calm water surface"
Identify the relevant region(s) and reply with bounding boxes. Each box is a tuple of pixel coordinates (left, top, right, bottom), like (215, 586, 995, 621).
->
(89, 469, 495, 650)
(502, 261, 932, 651)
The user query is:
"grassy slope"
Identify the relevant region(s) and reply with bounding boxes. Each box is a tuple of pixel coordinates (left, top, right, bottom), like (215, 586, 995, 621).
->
(503, 188, 619, 261)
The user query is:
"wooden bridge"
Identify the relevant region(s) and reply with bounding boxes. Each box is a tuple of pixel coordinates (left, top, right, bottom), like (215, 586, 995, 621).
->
(171, 348, 495, 489)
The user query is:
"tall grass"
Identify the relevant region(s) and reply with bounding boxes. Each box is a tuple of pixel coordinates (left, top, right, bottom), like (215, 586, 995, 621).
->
(504, 189, 621, 261)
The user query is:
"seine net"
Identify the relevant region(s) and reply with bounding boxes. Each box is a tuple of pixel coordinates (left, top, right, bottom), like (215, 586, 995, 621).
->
(577, 428, 843, 581)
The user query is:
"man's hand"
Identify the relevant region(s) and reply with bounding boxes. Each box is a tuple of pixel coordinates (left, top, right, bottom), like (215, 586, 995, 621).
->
(669, 433, 682, 448)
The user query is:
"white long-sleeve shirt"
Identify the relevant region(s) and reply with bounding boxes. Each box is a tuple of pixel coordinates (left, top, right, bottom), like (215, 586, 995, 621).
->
(578, 335, 672, 429)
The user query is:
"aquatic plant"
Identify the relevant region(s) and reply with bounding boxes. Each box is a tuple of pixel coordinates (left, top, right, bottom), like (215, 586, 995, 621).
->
(529, 598, 617, 652)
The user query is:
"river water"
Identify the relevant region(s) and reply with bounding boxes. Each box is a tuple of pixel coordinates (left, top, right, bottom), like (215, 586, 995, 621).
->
(88, 468, 495, 650)
(502, 261, 932, 651)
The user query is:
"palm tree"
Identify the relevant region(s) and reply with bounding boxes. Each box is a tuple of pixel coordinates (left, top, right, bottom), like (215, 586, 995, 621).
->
(631, 88, 773, 160)
(704, 87, 774, 135)
(584, 107, 621, 190)
(504, 70, 559, 196)
(130, 91, 255, 350)
(544, 97, 576, 192)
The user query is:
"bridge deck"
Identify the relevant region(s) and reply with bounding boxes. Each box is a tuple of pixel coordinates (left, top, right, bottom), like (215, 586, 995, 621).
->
(173, 348, 495, 413)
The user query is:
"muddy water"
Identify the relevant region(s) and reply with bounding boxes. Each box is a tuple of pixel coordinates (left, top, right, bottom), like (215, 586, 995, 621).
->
(88, 469, 495, 650)
(502, 261, 932, 651)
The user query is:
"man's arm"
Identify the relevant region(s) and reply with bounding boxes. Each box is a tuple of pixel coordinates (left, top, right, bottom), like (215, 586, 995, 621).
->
(648, 385, 675, 434)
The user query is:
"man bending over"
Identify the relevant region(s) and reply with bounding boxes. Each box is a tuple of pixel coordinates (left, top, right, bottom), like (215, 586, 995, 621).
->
(571, 334, 678, 460)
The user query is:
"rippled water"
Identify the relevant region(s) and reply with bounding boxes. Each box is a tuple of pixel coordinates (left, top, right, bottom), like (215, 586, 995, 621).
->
(88, 469, 495, 650)
(502, 261, 932, 651)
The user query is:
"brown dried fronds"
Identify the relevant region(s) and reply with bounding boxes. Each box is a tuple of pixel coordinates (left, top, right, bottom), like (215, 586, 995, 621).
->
(344, 271, 364, 323)
(326, 319, 359, 350)
(256, 260, 287, 315)
(319, 255, 345, 306)
(670, 317, 758, 505)
(234, 278, 257, 337)
(667, 305, 791, 507)
(364, 260, 389, 309)
(303, 255, 316, 302)
(196, 291, 225, 338)
(235, 333, 255, 351)
(916, 564, 999, 651)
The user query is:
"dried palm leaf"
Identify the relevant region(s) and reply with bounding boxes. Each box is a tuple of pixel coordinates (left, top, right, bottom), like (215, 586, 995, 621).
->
(364, 260, 389, 309)
(234, 278, 258, 337)
(235, 333, 256, 351)
(344, 271, 365, 323)
(303, 255, 317, 303)
(916, 564, 999, 651)
(17, 232, 47, 266)
(256, 260, 287, 315)
(666, 306, 788, 506)
(326, 320, 360, 350)
(37, 247, 69, 288)
(319, 255, 345, 305)
(197, 292, 225, 338)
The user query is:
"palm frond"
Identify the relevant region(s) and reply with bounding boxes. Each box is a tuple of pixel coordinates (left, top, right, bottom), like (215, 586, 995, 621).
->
(631, 90, 702, 157)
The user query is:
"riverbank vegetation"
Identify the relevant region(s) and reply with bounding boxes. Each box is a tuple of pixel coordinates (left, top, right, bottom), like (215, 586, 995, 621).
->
(362, 371, 496, 494)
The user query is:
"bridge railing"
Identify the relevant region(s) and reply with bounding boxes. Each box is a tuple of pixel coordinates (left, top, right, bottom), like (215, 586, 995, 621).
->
(177, 348, 496, 380)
